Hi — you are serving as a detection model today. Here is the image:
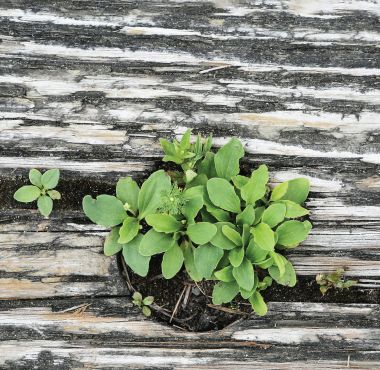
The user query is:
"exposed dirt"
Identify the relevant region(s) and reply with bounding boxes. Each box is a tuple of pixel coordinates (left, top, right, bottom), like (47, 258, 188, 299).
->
(119, 254, 379, 332)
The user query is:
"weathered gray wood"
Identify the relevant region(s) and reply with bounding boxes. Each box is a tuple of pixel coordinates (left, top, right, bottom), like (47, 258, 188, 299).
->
(0, 298, 379, 368)
(0, 0, 379, 367)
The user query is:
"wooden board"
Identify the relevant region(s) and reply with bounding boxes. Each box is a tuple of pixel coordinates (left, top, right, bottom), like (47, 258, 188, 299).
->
(0, 298, 379, 368)
(0, 0, 379, 368)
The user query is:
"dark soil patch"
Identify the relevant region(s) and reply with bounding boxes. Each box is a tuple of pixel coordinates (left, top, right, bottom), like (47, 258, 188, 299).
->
(119, 254, 379, 332)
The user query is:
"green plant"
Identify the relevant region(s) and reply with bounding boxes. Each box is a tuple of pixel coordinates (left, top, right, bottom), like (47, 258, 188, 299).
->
(83, 131, 312, 316)
(316, 268, 357, 295)
(14, 169, 61, 217)
(132, 292, 154, 316)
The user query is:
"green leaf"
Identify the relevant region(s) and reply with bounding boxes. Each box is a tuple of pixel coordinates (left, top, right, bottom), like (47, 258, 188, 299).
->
(269, 182, 288, 202)
(255, 257, 274, 269)
(241, 165, 269, 205)
(241, 224, 250, 247)
(14, 185, 41, 203)
(276, 220, 312, 247)
(142, 306, 152, 317)
(41, 169, 60, 189)
(198, 152, 217, 178)
(187, 222, 217, 245)
(278, 200, 309, 218)
(262, 203, 286, 228)
(132, 292, 142, 302)
(222, 225, 242, 246)
(269, 251, 286, 277)
(162, 242, 184, 279)
(236, 205, 255, 226)
(183, 241, 202, 281)
(139, 229, 173, 256)
(270, 178, 310, 204)
(116, 177, 140, 211)
(123, 234, 151, 277)
(253, 206, 265, 225)
(252, 222, 275, 251)
(214, 265, 234, 282)
(246, 239, 268, 263)
(104, 227, 123, 256)
(194, 243, 224, 279)
(118, 217, 140, 244)
(269, 261, 297, 287)
(229, 246, 244, 267)
(240, 272, 258, 299)
(37, 195, 53, 217)
(210, 222, 237, 250)
(146, 213, 182, 233)
(214, 138, 244, 181)
(232, 175, 249, 189)
(212, 281, 240, 304)
(207, 178, 241, 213)
(47, 190, 61, 200)
(83, 194, 127, 227)
(249, 291, 268, 316)
(143, 296, 154, 305)
(233, 258, 255, 291)
(182, 186, 204, 222)
(138, 170, 171, 220)
(29, 169, 42, 188)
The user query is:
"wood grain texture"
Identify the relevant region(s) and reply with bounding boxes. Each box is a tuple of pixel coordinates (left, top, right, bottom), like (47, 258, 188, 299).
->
(0, 0, 379, 367)
(0, 298, 379, 368)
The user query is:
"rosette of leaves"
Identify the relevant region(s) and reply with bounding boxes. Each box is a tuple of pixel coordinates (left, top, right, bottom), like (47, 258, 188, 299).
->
(14, 168, 61, 217)
(83, 131, 312, 316)
(316, 268, 357, 295)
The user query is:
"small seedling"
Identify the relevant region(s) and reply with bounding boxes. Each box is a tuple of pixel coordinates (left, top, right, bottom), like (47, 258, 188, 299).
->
(14, 168, 61, 217)
(132, 292, 154, 317)
(316, 268, 357, 295)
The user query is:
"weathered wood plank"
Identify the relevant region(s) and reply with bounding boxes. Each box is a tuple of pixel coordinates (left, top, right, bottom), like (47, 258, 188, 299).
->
(0, 228, 127, 299)
(0, 298, 379, 368)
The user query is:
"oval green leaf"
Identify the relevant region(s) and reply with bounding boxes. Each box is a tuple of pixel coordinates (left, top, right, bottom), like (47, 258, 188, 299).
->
(214, 138, 244, 181)
(262, 203, 286, 228)
(232, 258, 255, 291)
(187, 222, 217, 245)
(207, 178, 241, 213)
(14, 185, 41, 203)
(276, 220, 312, 247)
(138, 170, 171, 220)
(241, 165, 269, 205)
(41, 169, 60, 189)
(116, 177, 140, 211)
(123, 234, 151, 277)
(146, 213, 182, 233)
(104, 227, 123, 256)
(83, 194, 127, 227)
(194, 243, 223, 279)
(139, 229, 173, 256)
(252, 222, 275, 251)
(118, 217, 140, 244)
(212, 281, 240, 305)
(29, 169, 42, 188)
(162, 242, 184, 279)
(37, 195, 53, 217)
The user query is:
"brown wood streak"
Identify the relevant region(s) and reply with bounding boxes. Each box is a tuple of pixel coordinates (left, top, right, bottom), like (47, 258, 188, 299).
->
(0, 298, 379, 367)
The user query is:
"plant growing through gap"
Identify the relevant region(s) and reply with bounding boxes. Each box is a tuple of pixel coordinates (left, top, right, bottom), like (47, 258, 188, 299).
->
(316, 268, 357, 295)
(83, 131, 312, 316)
(14, 168, 61, 217)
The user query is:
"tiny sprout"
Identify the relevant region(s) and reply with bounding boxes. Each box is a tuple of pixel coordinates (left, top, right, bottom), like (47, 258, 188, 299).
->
(316, 268, 357, 295)
(132, 292, 154, 317)
(14, 168, 61, 217)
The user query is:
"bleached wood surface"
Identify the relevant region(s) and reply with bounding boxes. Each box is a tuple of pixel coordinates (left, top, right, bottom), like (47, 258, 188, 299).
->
(0, 0, 379, 368)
